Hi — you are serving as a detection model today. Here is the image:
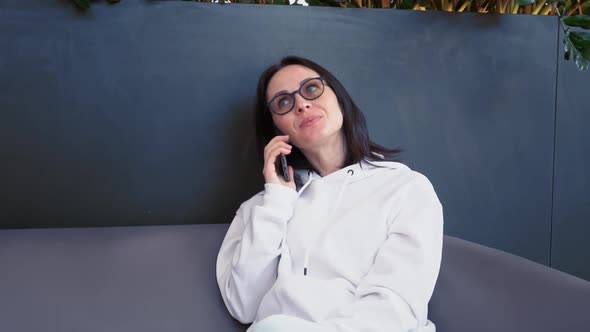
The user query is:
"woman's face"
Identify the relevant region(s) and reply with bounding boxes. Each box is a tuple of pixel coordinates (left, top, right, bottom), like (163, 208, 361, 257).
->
(266, 65, 343, 150)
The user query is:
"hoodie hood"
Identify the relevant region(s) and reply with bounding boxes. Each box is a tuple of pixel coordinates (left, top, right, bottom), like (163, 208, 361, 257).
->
(294, 157, 400, 193)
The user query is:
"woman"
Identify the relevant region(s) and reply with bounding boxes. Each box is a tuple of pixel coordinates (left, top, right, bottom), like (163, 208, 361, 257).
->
(216, 56, 443, 332)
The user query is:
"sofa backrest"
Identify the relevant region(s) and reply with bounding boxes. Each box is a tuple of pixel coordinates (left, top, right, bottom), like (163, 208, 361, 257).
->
(1, 224, 589, 332)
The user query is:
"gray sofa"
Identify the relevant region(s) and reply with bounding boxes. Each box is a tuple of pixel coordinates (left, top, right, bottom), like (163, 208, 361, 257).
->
(0, 224, 588, 332)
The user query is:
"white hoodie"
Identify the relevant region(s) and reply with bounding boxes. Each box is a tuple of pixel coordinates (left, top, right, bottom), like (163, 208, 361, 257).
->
(216, 159, 444, 332)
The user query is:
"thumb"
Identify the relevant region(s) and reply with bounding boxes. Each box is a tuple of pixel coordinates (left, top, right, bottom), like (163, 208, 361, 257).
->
(288, 166, 295, 183)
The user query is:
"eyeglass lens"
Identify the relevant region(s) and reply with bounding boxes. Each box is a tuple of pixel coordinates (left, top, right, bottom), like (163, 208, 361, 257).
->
(270, 78, 324, 115)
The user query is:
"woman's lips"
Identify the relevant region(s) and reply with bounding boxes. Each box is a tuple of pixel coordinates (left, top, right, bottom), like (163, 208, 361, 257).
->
(300, 116, 321, 128)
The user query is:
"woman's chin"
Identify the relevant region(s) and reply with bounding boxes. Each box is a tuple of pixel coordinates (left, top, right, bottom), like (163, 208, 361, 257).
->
(295, 132, 330, 149)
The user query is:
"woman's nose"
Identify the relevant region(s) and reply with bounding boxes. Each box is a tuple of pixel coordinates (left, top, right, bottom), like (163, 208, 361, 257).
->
(294, 93, 311, 112)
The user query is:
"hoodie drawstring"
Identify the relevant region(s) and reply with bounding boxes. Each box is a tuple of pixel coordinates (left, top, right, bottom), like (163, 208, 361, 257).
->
(296, 170, 314, 197)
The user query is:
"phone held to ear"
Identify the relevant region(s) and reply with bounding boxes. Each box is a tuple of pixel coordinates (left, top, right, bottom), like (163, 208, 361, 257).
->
(280, 154, 290, 182)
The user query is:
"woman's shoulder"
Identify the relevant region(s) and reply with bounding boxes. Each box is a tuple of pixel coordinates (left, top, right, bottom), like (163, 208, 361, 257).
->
(365, 160, 436, 191)
(234, 189, 265, 215)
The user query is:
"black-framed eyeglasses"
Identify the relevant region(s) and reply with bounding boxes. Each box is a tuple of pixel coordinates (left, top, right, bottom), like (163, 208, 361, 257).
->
(267, 77, 326, 115)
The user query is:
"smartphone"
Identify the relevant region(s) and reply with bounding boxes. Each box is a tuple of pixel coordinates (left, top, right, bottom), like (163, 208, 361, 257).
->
(279, 154, 290, 182)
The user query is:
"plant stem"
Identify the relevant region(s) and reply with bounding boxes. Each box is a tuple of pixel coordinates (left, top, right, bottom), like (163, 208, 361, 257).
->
(458, 0, 470, 12)
(532, 0, 545, 15)
(566, 4, 579, 15)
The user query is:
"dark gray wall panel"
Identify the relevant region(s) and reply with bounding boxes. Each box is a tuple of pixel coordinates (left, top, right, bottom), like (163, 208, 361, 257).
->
(0, 2, 557, 267)
(552, 28, 590, 281)
(354, 12, 557, 266)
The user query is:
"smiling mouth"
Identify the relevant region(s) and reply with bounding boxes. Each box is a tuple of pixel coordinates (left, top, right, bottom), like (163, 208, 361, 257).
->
(301, 117, 321, 127)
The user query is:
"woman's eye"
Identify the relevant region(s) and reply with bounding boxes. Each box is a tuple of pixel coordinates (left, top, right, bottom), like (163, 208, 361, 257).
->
(306, 84, 318, 93)
(278, 97, 290, 108)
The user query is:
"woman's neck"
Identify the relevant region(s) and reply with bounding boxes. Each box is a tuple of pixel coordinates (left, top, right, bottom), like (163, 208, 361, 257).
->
(301, 131, 347, 177)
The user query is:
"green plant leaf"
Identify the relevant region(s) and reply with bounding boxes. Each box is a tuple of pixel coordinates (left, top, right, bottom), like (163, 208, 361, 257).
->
(569, 31, 590, 47)
(72, 0, 90, 10)
(515, 0, 534, 5)
(397, 0, 414, 9)
(574, 53, 589, 70)
(569, 31, 590, 59)
(563, 15, 590, 29)
(307, 0, 342, 6)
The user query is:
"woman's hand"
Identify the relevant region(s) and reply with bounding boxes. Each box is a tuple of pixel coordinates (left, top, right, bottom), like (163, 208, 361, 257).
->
(263, 135, 295, 191)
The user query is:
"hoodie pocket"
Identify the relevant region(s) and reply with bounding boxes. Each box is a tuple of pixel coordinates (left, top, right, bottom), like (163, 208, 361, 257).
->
(271, 273, 355, 322)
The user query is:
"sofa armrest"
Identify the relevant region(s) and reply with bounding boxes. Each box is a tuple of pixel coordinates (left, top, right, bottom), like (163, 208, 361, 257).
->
(429, 235, 590, 332)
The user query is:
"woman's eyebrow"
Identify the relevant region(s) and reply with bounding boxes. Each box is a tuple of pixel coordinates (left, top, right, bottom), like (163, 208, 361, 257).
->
(270, 77, 313, 99)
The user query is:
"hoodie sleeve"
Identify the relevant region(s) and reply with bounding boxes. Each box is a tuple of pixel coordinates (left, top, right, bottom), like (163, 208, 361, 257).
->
(322, 173, 444, 332)
(216, 183, 298, 324)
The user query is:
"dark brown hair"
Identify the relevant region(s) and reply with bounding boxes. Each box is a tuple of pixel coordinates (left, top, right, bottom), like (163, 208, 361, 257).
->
(254, 55, 402, 183)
